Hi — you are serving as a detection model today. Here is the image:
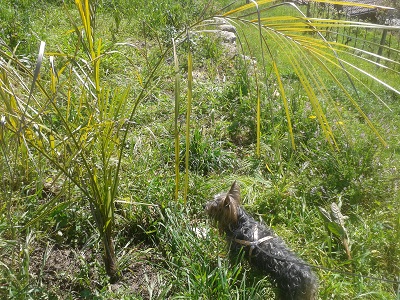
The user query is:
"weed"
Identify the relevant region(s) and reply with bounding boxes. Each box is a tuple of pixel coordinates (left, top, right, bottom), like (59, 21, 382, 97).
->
(178, 128, 236, 176)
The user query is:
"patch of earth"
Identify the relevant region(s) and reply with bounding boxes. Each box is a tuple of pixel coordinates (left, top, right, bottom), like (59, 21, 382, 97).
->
(28, 242, 164, 299)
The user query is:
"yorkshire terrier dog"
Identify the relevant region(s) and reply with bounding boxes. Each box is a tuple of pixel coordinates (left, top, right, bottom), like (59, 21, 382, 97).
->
(205, 181, 318, 300)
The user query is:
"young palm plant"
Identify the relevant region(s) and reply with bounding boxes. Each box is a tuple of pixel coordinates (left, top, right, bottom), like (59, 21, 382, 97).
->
(0, 0, 161, 283)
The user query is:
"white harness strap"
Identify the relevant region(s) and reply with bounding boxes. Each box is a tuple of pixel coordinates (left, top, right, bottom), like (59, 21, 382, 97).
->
(234, 235, 274, 262)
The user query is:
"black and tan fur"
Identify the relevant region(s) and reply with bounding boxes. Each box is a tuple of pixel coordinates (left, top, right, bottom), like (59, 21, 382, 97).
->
(205, 181, 318, 300)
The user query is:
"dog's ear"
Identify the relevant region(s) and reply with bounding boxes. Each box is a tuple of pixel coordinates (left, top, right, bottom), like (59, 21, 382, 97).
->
(224, 194, 232, 208)
(227, 181, 240, 203)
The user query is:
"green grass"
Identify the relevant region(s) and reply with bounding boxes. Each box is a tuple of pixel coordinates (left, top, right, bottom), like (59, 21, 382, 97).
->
(1, 0, 400, 299)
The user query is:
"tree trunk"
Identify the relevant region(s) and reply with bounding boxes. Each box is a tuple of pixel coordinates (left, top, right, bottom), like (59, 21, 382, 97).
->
(103, 229, 119, 283)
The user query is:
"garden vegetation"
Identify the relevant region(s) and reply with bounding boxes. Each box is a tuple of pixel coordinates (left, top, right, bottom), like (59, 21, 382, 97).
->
(0, 0, 399, 298)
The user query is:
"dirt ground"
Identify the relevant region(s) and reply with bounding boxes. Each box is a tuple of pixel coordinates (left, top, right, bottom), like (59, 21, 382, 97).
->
(27, 241, 164, 299)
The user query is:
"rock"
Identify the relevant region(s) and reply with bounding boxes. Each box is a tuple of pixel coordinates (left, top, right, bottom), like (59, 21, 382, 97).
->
(219, 24, 237, 34)
(219, 31, 236, 43)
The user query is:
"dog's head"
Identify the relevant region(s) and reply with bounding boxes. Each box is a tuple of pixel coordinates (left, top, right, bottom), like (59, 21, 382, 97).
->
(204, 181, 240, 232)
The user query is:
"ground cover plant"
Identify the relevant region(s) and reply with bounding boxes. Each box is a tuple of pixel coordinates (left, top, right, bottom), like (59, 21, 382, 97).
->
(0, 0, 399, 299)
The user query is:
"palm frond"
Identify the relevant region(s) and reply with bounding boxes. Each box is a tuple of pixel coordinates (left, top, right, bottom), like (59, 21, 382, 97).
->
(197, 0, 399, 148)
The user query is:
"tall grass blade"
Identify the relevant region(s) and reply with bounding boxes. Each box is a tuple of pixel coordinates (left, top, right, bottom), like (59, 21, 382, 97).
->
(251, 0, 264, 157)
(184, 42, 193, 204)
(27, 41, 45, 106)
(173, 38, 180, 201)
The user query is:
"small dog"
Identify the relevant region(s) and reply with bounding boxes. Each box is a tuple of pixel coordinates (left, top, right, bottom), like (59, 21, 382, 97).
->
(205, 181, 318, 300)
